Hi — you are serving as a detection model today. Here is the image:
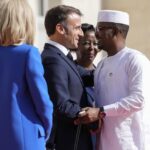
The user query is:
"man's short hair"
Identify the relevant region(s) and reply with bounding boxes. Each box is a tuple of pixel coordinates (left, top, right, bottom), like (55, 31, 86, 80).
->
(45, 5, 82, 36)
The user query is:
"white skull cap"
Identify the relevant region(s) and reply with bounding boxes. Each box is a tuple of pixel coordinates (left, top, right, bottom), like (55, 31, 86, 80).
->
(97, 10, 129, 25)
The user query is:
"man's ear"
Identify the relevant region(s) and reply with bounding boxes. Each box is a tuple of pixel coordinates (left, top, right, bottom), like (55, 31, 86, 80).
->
(107, 28, 116, 39)
(56, 23, 66, 35)
(113, 27, 122, 37)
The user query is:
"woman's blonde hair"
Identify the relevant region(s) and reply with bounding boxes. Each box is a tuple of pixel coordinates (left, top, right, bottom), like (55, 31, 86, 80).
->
(0, 0, 35, 45)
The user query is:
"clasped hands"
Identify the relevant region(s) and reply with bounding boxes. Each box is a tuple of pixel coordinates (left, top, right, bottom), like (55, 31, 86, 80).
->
(74, 107, 105, 125)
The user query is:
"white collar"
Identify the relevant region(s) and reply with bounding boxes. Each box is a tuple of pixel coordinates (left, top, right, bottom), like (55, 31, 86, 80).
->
(48, 40, 69, 56)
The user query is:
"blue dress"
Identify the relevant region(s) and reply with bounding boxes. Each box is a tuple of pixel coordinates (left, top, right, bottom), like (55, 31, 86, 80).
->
(0, 44, 53, 150)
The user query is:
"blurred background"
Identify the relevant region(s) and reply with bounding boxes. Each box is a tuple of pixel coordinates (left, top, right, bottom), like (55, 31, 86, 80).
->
(28, 0, 150, 64)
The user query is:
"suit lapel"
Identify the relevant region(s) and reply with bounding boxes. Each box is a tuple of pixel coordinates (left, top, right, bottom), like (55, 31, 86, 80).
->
(60, 53, 84, 85)
(44, 43, 84, 86)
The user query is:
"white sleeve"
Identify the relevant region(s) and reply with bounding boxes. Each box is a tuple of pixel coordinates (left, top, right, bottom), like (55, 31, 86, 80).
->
(104, 53, 150, 116)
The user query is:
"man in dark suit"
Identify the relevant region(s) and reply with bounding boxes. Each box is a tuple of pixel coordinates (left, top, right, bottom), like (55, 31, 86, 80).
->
(41, 5, 95, 150)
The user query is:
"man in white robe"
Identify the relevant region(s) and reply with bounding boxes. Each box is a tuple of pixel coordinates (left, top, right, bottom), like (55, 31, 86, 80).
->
(75, 10, 150, 150)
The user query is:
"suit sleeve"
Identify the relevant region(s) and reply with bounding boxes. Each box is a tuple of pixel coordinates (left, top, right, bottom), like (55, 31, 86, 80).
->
(43, 58, 81, 119)
(26, 47, 53, 139)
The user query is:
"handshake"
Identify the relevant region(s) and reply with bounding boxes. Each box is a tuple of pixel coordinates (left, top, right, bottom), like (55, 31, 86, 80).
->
(74, 107, 106, 125)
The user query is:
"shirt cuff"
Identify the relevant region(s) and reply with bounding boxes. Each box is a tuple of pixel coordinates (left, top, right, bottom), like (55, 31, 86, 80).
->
(103, 103, 118, 116)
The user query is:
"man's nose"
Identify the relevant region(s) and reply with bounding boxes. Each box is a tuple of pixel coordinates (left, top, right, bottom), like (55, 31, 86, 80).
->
(89, 43, 95, 49)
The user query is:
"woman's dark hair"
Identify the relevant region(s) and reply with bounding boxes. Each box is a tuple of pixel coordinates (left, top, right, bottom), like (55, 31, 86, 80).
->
(81, 23, 95, 34)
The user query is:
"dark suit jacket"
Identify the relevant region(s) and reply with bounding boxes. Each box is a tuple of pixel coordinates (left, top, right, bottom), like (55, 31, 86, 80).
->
(42, 43, 93, 150)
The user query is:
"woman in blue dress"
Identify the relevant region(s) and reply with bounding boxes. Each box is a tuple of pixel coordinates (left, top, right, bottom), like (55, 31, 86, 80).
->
(0, 0, 53, 150)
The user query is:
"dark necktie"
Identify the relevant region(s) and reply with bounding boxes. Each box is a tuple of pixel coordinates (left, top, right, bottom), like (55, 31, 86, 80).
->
(67, 52, 73, 61)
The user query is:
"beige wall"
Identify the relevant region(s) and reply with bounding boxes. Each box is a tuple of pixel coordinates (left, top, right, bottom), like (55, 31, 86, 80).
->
(61, 0, 101, 26)
(101, 0, 150, 58)
(46, 0, 101, 26)
(28, 0, 150, 61)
